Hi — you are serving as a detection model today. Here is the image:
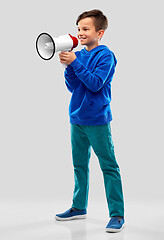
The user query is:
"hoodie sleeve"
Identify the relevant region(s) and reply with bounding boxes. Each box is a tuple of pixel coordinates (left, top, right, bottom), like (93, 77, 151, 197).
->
(64, 65, 77, 93)
(69, 53, 116, 92)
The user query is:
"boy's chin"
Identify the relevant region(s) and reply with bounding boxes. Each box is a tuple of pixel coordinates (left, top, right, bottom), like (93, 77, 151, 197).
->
(80, 42, 91, 46)
(79, 41, 86, 45)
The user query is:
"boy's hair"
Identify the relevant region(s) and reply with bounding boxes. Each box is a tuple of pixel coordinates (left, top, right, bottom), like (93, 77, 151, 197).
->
(76, 9, 108, 32)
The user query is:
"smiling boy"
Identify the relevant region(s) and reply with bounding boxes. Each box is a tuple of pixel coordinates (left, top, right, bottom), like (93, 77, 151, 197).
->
(56, 9, 125, 233)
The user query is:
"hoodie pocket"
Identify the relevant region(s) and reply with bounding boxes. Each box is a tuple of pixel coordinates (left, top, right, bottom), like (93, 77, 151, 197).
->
(77, 95, 99, 119)
(77, 92, 110, 119)
(87, 91, 110, 110)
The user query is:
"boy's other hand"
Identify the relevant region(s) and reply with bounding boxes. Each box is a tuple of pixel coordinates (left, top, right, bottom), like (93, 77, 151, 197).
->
(59, 51, 76, 65)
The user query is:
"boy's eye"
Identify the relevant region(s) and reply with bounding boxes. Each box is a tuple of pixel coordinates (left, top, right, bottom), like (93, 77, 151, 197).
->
(78, 28, 88, 31)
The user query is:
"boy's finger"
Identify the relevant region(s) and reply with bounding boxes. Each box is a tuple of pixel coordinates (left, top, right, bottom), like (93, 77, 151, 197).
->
(60, 56, 67, 62)
(60, 52, 69, 56)
(60, 52, 65, 56)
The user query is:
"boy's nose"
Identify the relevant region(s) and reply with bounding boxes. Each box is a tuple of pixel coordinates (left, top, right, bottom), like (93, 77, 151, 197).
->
(78, 30, 84, 35)
(78, 32, 84, 37)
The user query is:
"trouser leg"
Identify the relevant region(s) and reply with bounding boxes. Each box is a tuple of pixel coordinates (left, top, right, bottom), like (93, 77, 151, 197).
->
(70, 124, 91, 210)
(86, 124, 124, 217)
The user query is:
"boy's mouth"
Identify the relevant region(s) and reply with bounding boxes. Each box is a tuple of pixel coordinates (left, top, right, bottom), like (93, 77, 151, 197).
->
(79, 38, 87, 43)
(79, 37, 87, 40)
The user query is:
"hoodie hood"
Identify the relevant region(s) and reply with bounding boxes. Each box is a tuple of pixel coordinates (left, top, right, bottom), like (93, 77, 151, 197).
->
(112, 52, 117, 66)
(81, 45, 117, 66)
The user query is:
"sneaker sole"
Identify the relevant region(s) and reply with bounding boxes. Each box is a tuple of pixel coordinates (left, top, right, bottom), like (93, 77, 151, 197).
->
(106, 223, 125, 233)
(55, 214, 87, 221)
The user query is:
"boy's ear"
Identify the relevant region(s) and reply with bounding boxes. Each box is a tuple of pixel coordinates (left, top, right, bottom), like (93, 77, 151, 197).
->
(98, 30, 104, 40)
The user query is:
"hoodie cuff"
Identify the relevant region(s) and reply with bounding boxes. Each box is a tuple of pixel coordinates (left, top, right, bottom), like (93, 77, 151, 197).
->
(70, 57, 83, 72)
(65, 64, 73, 73)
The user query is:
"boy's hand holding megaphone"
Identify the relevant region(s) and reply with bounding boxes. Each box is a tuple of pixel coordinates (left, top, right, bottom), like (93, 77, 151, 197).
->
(59, 51, 76, 65)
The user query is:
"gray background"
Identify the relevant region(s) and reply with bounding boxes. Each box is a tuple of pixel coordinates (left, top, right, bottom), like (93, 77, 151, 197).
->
(0, 0, 164, 207)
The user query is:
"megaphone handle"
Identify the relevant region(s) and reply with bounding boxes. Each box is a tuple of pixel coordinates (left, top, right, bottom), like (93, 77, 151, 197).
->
(62, 63, 68, 68)
(61, 50, 70, 68)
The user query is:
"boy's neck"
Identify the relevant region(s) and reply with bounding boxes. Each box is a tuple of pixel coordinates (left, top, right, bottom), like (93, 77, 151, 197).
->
(85, 42, 100, 52)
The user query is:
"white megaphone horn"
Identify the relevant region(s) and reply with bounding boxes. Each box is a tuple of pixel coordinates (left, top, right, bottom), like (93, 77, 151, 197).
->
(36, 32, 78, 61)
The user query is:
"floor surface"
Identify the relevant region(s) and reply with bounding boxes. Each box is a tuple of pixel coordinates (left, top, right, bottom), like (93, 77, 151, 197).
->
(0, 199, 164, 240)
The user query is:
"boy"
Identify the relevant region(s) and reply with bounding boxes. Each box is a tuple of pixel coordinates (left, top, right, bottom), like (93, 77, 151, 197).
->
(55, 9, 125, 233)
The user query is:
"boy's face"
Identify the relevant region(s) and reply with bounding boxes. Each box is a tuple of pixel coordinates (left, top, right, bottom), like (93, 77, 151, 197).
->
(77, 17, 103, 48)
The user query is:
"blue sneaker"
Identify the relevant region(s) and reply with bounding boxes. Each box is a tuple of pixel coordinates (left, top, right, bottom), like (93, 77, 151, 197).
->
(55, 208, 87, 221)
(106, 217, 125, 233)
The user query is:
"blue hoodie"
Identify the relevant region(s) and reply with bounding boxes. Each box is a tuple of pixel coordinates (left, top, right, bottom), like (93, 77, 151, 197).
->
(64, 45, 117, 125)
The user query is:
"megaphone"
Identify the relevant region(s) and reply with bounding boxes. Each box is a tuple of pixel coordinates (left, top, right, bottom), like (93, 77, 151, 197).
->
(36, 32, 78, 61)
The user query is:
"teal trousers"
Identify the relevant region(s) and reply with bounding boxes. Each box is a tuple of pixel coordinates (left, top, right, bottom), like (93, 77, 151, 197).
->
(70, 123, 124, 217)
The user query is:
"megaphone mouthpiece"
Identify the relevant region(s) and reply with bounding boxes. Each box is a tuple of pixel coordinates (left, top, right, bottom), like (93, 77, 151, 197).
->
(69, 34, 78, 49)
